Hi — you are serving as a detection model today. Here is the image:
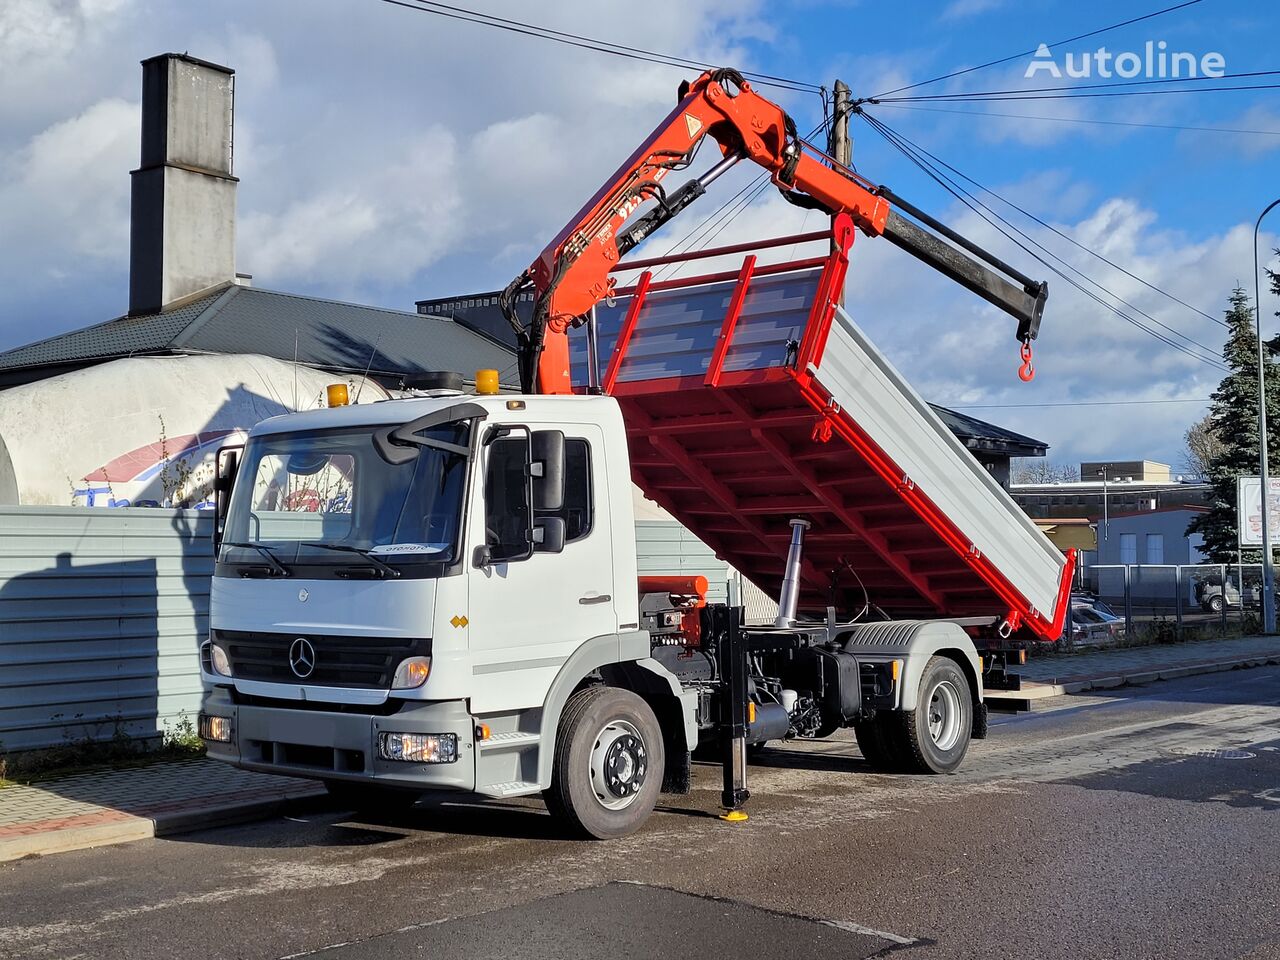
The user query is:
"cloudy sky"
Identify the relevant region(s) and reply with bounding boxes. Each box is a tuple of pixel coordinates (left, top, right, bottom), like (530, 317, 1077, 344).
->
(1, 0, 1277, 469)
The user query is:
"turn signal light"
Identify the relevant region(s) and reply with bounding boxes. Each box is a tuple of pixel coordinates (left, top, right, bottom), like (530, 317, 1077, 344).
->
(475, 369, 500, 395)
(391, 657, 431, 689)
(747, 702, 756, 723)
(327, 383, 350, 407)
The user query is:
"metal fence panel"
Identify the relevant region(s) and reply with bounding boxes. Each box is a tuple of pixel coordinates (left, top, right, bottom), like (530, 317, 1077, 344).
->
(0, 507, 212, 752)
(1080, 562, 1263, 648)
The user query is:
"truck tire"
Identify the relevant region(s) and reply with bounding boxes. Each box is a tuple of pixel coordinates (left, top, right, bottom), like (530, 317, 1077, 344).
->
(1208, 595, 1225, 614)
(544, 686, 665, 840)
(323, 780, 422, 812)
(883, 656, 972, 774)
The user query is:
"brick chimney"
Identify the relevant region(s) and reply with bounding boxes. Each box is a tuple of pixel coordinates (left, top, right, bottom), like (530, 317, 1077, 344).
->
(128, 54, 237, 316)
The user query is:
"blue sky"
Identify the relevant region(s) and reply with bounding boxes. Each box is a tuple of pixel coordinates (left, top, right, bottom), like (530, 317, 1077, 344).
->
(0, 0, 1277, 470)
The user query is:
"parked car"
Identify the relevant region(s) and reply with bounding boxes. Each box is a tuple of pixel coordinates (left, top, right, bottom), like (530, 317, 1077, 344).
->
(1194, 578, 1260, 613)
(1067, 602, 1125, 645)
(1071, 593, 1120, 619)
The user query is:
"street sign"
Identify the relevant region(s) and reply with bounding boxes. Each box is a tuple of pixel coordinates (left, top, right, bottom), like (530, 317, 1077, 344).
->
(1236, 476, 1280, 546)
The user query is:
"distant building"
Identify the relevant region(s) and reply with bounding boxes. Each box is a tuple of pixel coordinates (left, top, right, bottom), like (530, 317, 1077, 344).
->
(1012, 459, 1209, 522)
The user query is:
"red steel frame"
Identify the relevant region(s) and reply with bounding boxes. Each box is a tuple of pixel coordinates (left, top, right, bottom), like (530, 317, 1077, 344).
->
(593, 220, 1075, 642)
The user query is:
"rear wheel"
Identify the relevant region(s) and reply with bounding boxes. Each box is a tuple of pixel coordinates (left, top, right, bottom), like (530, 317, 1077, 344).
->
(881, 656, 972, 774)
(1208, 595, 1225, 614)
(323, 780, 422, 813)
(544, 686, 664, 840)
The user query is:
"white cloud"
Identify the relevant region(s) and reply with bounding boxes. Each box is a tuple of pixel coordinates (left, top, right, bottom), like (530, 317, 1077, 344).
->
(941, 0, 1006, 20)
(1, 97, 138, 264)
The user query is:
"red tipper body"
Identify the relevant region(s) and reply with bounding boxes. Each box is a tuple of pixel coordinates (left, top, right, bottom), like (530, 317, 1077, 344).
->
(572, 225, 1075, 643)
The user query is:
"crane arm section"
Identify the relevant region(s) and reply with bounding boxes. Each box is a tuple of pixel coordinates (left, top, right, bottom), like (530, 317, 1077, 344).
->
(502, 68, 1046, 395)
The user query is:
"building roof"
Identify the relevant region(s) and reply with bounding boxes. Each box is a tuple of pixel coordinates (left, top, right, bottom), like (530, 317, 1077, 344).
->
(929, 405, 1047, 458)
(0, 283, 516, 388)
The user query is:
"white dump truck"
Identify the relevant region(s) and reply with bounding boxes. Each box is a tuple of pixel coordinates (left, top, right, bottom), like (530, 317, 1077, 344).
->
(198, 68, 1074, 838)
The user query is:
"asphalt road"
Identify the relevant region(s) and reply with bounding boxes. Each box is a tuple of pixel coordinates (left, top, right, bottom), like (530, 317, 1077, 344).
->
(3, 666, 1280, 960)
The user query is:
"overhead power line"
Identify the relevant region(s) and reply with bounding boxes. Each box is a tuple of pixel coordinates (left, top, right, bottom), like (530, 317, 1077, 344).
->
(882, 70, 1280, 102)
(947, 397, 1211, 409)
(878, 81, 1280, 105)
(857, 113, 1229, 372)
(862, 116, 1225, 327)
(875, 103, 1280, 139)
(871, 0, 1205, 99)
(379, 0, 822, 94)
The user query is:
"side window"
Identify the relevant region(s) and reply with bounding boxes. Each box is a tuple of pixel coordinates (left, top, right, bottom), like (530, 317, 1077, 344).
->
(484, 436, 531, 562)
(563, 439, 593, 542)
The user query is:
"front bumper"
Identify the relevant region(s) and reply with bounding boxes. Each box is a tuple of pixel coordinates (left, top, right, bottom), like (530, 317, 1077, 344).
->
(200, 687, 475, 791)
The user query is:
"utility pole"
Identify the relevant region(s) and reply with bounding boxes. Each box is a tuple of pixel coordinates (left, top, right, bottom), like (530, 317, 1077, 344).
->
(829, 80, 852, 306)
(1253, 197, 1280, 633)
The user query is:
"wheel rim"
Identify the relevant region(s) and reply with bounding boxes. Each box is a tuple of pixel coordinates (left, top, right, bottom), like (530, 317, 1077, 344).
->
(927, 679, 963, 752)
(589, 719, 648, 811)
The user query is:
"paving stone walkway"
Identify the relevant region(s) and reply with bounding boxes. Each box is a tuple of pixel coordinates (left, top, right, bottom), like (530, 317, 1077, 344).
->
(1017, 634, 1280, 685)
(0, 759, 322, 861)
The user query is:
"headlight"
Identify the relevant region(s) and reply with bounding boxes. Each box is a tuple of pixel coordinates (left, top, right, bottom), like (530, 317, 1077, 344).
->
(211, 643, 233, 678)
(391, 657, 431, 689)
(377, 732, 457, 763)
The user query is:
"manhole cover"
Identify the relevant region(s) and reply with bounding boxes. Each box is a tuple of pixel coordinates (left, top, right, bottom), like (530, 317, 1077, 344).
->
(1165, 746, 1256, 760)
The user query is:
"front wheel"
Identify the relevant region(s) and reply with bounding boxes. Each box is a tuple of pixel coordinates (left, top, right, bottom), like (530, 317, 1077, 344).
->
(881, 656, 973, 774)
(544, 686, 664, 840)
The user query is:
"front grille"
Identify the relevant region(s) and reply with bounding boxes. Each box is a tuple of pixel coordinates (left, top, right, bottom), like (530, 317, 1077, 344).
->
(214, 629, 430, 689)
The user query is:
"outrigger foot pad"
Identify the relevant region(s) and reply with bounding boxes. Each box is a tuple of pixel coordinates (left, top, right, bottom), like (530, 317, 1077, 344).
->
(719, 810, 749, 822)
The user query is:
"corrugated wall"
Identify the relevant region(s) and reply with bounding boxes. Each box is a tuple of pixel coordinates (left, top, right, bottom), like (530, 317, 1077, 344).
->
(0, 511, 738, 754)
(635, 520, 733, 602)
(0, 507, 211, 752)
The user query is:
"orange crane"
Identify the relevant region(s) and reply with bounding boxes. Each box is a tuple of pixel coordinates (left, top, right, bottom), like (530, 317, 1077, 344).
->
(501, 67, 1048, 396)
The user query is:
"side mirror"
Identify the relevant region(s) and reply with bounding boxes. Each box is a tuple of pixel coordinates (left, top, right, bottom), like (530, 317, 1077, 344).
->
(213, 447, 241, 550)
(533, 517, 566, 554)
(531, 430, 565, 512)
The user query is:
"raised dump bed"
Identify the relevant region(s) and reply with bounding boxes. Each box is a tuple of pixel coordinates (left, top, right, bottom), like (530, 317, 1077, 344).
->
(570, 230, 1074, 641)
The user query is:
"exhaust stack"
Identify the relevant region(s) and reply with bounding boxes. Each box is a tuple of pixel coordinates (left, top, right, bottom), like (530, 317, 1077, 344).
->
(774, 518, 811, 627)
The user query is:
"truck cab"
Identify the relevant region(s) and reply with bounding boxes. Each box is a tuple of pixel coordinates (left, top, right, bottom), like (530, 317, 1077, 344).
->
(201, 387, 685, 837)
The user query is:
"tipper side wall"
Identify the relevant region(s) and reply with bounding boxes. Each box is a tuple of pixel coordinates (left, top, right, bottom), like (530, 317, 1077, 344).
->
(570, 232, 1073, 641)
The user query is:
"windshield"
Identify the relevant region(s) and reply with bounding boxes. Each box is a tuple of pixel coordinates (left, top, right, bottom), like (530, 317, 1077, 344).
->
(220, 423, 469, 578)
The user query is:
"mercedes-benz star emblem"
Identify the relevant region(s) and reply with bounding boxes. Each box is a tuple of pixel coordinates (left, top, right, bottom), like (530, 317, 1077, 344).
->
(298, 588, 309, 602)
(288, 638, 316, 679)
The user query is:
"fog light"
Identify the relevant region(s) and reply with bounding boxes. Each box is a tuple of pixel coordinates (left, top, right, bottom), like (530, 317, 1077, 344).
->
(378, 732, 457, 763)
(199, 714, 233, 743)
(391, 657, 431, 689)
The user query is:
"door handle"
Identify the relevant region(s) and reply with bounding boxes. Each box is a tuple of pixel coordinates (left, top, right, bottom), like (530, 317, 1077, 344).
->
(579, 594, 612, 605)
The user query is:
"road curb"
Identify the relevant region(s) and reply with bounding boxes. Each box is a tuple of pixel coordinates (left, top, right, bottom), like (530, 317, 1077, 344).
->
(0, 786, 327, 863)
(0, 816, 155, 863)
(152, 787, 328, 838)
(987, 651, 1280, 712)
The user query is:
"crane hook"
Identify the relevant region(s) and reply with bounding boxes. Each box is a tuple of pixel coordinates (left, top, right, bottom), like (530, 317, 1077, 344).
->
(1017, 338, 1035, 382)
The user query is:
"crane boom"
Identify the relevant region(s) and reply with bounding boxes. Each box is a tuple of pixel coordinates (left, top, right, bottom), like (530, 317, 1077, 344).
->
(502, 68, 1048, 395)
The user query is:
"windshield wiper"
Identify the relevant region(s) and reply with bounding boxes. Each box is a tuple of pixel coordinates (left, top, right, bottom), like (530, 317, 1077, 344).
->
(300, 543, 401, 579)
(221, 541, 292, 577)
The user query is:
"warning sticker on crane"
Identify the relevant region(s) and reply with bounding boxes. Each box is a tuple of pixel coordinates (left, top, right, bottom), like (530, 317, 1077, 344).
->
(684, 113, 703, 139)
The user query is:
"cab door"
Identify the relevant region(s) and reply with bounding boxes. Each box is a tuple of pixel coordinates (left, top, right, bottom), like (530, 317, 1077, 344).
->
(466, 423, 615, 713)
